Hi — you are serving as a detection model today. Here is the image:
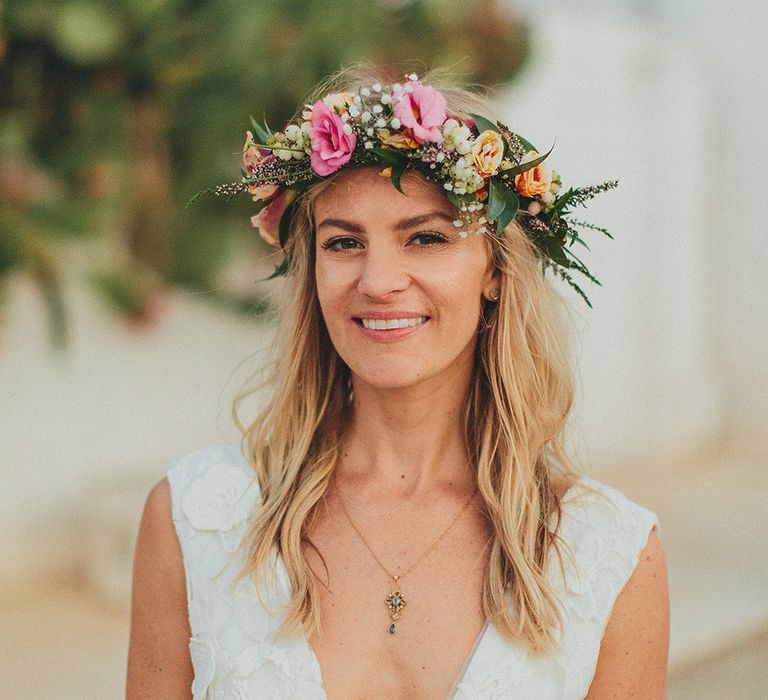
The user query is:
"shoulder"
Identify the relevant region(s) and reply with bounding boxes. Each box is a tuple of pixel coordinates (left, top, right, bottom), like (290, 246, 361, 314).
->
(127, 477, 195, 696)
(556, 477, 660, 570)
(166, 441, 260, 533)
(587, 528, 669, 696)
(552, 478, 668, 696)
(166, 441, 253, 493)
(554, 477, 660, 594)
(135, 477, 183, 583)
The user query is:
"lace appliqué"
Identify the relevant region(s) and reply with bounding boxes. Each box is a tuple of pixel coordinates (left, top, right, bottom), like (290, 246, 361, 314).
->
(169, 447, 657, 700)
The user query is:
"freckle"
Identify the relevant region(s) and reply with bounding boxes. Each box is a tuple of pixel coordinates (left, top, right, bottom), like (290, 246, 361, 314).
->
(646, 555, 651, 561)
(401, 474, 405, 479)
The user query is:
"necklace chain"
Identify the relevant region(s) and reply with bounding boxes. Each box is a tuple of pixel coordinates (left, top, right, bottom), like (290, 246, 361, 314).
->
(333, 476, 478, 582)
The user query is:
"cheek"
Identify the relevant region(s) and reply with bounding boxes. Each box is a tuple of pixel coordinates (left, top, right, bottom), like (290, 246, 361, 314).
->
(432, 270, 485, 335)
(315, 257, 336, 305)
(315, 260, 351, 333)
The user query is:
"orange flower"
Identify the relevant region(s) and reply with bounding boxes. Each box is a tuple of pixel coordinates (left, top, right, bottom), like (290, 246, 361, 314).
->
(514, 151, 553, 198)
(470, 130, 505, 178)
(378, 130, 419, 149)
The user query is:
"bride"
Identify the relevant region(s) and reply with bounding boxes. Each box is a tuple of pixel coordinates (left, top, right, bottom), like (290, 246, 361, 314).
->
(127, 66, 668, 698)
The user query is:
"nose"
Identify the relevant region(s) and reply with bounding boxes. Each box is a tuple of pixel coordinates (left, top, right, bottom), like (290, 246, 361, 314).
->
(356, 243, 410, 300)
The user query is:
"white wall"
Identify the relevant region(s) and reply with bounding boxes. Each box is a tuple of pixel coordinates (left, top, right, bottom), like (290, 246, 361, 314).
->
(0, 266, 274, 585)
(511, 0, 767, 466)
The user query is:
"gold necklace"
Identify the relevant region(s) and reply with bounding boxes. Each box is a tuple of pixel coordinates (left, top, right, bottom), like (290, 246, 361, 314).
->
(333, 476, 478, 635)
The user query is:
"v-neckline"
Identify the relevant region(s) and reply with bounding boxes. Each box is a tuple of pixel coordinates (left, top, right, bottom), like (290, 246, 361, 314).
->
(271, 552, 494, 699)
(301, 595, 492, 700)
(272, 478, 586, 698)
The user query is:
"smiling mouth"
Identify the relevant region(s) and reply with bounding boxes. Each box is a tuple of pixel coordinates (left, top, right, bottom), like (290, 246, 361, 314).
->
(354, 316, 429, 330)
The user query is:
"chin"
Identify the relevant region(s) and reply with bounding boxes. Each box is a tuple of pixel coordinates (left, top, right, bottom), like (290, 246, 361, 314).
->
(346, 357, 434, 392)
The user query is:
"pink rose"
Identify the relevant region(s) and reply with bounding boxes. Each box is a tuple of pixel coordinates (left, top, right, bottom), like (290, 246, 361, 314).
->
(251, 189, 294, 247)
(308, 100, 357, 176)
(393, 82, 447, 145)
(243, 131, 279, 200)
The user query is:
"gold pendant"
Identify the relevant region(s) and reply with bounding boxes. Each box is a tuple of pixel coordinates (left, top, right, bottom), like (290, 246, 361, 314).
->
(385, 583, 406, 635)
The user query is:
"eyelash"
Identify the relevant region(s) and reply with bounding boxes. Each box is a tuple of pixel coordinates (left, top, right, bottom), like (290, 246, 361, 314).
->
(320, 231, 449, 251)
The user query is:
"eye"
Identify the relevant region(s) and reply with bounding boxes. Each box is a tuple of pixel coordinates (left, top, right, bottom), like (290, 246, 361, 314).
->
(321, 236, 362, 251)
(409, 231, 449, 246)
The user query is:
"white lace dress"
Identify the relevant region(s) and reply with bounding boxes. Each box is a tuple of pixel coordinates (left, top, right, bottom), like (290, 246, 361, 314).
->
(167, 442, 659, 699)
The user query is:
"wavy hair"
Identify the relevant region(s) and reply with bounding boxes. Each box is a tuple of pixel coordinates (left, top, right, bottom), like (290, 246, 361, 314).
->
(233, 63, 576, 654)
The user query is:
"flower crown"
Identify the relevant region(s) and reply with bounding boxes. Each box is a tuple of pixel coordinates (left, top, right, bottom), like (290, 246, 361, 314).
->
(201, 72, 617, 306)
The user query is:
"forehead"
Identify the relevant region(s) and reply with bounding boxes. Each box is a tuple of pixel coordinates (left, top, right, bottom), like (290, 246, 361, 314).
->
(312, 167, 454, 223)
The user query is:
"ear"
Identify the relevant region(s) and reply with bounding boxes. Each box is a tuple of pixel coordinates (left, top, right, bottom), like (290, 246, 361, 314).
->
(481, 255, 501, 302)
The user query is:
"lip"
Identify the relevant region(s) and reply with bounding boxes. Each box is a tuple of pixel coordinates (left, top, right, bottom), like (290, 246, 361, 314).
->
(352, 310, 428, 320)
(351, 310, 430, 342)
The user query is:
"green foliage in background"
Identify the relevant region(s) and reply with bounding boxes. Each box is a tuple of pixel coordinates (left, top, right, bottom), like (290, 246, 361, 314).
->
(0, 0, 529, 348)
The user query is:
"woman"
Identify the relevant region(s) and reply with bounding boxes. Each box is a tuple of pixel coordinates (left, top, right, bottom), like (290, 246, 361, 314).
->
(127, 66, 669, 698)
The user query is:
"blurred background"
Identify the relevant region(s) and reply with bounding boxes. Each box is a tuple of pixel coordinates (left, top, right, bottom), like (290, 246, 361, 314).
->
(1, 0, 766, 697)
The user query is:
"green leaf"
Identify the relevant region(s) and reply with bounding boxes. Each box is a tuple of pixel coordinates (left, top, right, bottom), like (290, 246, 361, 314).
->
(446, 191, 463, 209)
(186, 187, 215, 207)
(556, 269, 593, 308)
(565, 250, 599, 283)
(515, 134, 538, 152)
(487, 179, 519, 234)
(278, 191, 301, 249)
(487, 179, 507, 222)
(370, 147, 409, 167)
(468, 112, 500, 135)
(389, 163, 406, 194)
(292, 178, 316, 193)
(505, 143, 555, 177)
(266, 255, 291, 279)
(538, 235, 570, 268)
(495, 193, 519, 235)
(249, 115, 271, 144)
(551, 187, 575, 214)
(445, 191, 475, 210)
(250, 197, 271, 215)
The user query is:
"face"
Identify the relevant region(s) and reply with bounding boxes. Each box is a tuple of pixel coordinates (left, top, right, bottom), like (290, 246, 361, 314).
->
(313, 167, 497, 391)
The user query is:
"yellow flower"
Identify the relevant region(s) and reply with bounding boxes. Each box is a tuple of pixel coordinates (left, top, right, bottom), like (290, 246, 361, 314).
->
(378, 129, 419, 149)
(322, 92, 354, 113)
(470, 130, 505, 178)
(514, 150, 553, 198)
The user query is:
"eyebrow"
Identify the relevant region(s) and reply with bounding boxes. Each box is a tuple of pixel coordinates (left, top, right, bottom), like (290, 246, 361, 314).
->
(316, 211, 456, 233)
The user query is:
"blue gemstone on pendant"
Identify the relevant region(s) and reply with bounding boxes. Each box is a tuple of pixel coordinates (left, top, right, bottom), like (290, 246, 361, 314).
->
(389, 623, 396, 634)
(392, 596, 400, 606)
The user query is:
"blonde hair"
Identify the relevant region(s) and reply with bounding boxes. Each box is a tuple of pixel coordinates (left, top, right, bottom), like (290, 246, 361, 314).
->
(233, 64, 576, 654)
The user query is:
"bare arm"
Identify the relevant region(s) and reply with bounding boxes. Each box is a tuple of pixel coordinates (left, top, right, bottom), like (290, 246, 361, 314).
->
(126, 478, 194, 699)
(586, 528, 670, 699)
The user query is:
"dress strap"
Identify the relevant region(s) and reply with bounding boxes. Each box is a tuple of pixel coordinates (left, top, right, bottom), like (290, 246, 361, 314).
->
(553, 477, 660, 696)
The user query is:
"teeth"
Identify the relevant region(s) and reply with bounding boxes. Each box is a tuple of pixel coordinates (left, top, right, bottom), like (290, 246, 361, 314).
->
(361, 316, 426, 330)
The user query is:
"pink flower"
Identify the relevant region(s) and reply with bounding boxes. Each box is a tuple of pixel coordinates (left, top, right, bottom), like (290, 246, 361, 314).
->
(393, 82, 447, 145)
(308, 100, 357, 176)
(242, 131, 263, 175)
(251, 189, 293, 247)
(243, 131, 279, 200)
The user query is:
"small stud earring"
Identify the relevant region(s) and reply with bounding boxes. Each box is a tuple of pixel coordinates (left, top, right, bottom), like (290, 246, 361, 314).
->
(489, 288, 500, 301)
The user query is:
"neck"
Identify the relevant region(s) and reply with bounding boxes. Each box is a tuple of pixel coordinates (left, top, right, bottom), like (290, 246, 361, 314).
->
(336, 363, 476, 496)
